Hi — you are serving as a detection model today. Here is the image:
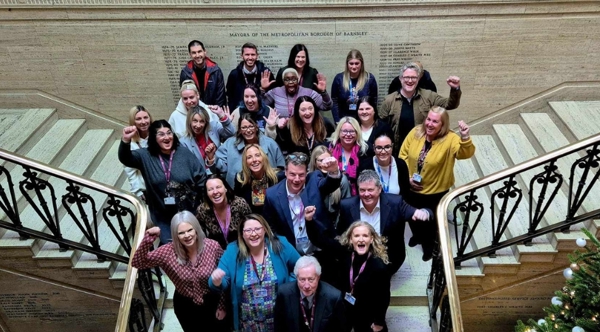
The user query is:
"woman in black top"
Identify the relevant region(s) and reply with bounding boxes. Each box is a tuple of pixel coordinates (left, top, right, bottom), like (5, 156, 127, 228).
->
(275, 44, 320, 90)
(356, 96, 393, 158)
(233, 144, 279, 215)
(357, 134, 410, 196)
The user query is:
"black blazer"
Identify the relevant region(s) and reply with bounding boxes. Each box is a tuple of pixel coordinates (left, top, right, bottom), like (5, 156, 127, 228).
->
(274, 120, 336, 157)
(361, 120, 394, 159)
(274, 281, 347, 332)
(357, 156, 410, 196)
(337, 194, 418, 275)
(263, 171, 341, 252)
(337, 252, 390, 331)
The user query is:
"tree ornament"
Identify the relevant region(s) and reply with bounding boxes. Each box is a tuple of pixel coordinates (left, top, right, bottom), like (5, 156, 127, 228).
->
(572, 327, 584, 332)
(537, 319, 546, 325)
(563, 267, 573, 280)
(576, 237, 586, 247)
(570, 262, 580, 272)
(551, 297, 563, 306)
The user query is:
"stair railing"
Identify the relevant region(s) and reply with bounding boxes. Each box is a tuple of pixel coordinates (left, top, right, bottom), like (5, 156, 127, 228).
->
(429, 133, 600, 331)
(0, 148, 163, 332)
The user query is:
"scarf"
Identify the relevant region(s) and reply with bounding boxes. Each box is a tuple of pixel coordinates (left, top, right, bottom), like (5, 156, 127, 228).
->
(331, 142, 360, 195)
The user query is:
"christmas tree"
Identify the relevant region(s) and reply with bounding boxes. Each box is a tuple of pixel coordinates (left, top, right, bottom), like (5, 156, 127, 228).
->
(515, 228, 600, 332)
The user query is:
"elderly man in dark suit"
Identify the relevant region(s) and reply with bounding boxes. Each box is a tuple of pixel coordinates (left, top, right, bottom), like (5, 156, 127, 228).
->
(274, 256, 347, 332)
(337, 170, 432, 274)
(263, 152, 341, 280)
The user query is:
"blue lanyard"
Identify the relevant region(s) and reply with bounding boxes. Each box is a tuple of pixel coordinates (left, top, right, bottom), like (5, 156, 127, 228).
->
(374, 157, 392, 193)
(341, 153, 348, 172)
(349, 80, 358, 102)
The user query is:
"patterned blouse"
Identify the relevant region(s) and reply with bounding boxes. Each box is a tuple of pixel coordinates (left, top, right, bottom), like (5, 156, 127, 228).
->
(131, 233, 225, 309)
(240, 251, 278, 332)
(196, 196, 253, 250)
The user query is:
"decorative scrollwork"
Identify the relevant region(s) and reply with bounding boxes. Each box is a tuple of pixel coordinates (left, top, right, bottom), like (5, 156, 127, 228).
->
(0, 164, 26, 238)
(62, 182, 101, 257)
(137, 269, 160, 322)
(528, 161, 563, 234)
(453, 190, 484, 261)
(19, 167, 64, 244)
(128, 298, 148, 332)
(428, 254, 446, 319)
(490, 176, 522, 247)
(102, 195, 135, 255)
(568, 145, 600, 220)
(439, 295, 453, 332)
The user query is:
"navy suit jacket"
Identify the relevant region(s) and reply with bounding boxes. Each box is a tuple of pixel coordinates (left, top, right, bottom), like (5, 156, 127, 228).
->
(274, 281, 347, 332)
(263, 171, 341, 252)
(337, 193, 419, 274)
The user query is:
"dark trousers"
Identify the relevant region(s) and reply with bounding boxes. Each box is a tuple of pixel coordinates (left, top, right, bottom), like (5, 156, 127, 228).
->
(173, 290, 229, 332)
(405, 190, 448, 255)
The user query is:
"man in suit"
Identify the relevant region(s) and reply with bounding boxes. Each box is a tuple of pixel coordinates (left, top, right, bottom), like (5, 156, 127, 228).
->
(274, 256, 347, 332)
(337, 170, 432, 274)
(263, 152, 341, 280)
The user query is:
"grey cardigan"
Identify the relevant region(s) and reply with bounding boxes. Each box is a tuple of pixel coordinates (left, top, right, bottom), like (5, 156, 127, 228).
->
(211, 134, 285, 187)
(180, 117, 235, 169)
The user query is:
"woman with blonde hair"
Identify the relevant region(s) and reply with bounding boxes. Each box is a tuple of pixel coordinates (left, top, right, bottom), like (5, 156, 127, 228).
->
(131, 211, 226, 332)
(179, 105, 234, 170)
(336, 221, 390, 332)
(329, 116, 368, 195)
(331, 49, 378, 122)
(169, 79, 229, 138)
(124, 105, 153, 200)
(234, 144, 279, 215)
(210, 214, 300, 332)
(308, 145, 351, 223)
(399, 106, 475, 261)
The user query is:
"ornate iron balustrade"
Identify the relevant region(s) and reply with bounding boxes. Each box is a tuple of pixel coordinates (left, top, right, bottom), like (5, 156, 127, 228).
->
(429, 133, 600, 331)
(0, 148, 164, 332)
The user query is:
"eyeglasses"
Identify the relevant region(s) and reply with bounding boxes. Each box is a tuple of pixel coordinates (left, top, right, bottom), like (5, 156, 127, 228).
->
(402, 76, 419, 82)
(286, 153, 308, 163)
(240, 125, 255, 132)
(374, 145, 393, 152)
(243, 227, 264, 235)
(156, 131, 173, 138)
(341, 130, 356, 136)
(283, 78, 299, 84)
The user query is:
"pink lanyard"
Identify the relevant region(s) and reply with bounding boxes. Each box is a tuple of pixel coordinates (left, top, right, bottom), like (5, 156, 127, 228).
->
(288, 196, 304, 221)
(300, 297, 316, 331)
(349, 252, 370, 294)
(214, 205, 231, 240)
(158, 150, 174, 183)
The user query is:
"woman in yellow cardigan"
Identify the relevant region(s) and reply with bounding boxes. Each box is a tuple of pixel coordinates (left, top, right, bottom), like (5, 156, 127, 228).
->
(399, 106, 475, 261)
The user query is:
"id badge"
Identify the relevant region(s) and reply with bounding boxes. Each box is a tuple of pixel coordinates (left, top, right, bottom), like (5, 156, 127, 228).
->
(164, 195, 176, 205)
(349, 103, 357, 111)
(344, 292, 356, 305)
(296, 236, 309, 245)
(412, 173, 422, 184)
(254, 288, 267, 298)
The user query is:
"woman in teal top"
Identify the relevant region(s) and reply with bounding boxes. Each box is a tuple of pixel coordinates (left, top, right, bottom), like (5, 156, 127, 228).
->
(210, 214, 300, 332)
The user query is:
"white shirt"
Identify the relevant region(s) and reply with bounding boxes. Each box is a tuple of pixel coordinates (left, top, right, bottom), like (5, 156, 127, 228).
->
(285, 182, 316, 255)
(360, 199, 381, 235)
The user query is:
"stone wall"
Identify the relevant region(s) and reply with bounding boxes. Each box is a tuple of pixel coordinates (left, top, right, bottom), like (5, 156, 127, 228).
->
(0, 1, 598, 124)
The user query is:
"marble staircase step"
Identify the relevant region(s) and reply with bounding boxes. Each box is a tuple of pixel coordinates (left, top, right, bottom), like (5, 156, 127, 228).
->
(0, 108, 56, 155)
(550, 101, 600, 140)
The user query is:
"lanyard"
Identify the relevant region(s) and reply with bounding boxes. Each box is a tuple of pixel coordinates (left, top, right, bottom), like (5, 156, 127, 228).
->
(288, 195, 305, 222)
(214, 205, 231, 240)
(349, 80, 358, 103)
(374, 157, 392, 193)
(286, 93, 297, 116)
(417, 141, 432, 174)
(300, 297, 316, 331)
(341, 153, 348, 172)
(158, 150, 174, 183)
(251, 247, 268, 286)
(243, 72, 258, 86)
(349, 252, 370, 294)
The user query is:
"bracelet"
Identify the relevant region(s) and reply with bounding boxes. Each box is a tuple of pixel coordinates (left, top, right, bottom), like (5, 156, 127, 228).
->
(219, 115, 227, 121)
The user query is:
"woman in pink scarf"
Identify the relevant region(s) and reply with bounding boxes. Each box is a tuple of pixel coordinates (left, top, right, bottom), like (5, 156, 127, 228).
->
(329, 116, 368, 195)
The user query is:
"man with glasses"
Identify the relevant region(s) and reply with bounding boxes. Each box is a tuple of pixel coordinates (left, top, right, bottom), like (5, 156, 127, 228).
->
(379, 62, 461, 155)
(337, 170, 432, 272)
(262, 152, 341, 280)
(274, 256, 347, 332)
(180, 40, 226, 107)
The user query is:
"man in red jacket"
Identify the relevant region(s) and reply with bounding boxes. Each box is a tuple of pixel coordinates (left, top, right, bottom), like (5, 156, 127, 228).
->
(179, 40, 226, 107)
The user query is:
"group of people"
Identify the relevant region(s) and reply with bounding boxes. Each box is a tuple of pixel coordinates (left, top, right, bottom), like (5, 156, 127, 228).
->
(122, 39, 476, 332)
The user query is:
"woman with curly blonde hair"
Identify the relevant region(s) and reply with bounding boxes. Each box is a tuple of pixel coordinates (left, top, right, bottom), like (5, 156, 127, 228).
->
(234, 144, 279, 215)
(337, 221, 391, 332)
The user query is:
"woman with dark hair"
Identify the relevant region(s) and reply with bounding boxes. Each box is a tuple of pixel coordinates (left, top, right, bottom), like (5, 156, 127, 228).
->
(265, 96, 334, 156)
(210, 214, 300, 332)
(180, 105, 234, 169)
(331, 49, 378, 122)
(132, 211, 226, 332)
(355, 96, 394, 157)
(234, 144, 279, 215)
(357, 134, 410, 196)
(124, 105, 153, 200)
(207, 113, 285, 187)
(119, 120, 206, 244)
(230, 84, 274, 132)
(196, 174, 252, 250)
(274, 44, 320, 90)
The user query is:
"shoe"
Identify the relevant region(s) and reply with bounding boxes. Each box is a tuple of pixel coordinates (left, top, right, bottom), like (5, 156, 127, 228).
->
(422, 247, 433, 261)
(408, 237, 419, 247)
